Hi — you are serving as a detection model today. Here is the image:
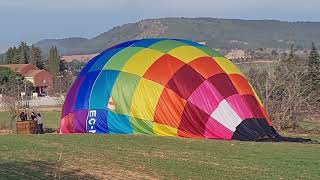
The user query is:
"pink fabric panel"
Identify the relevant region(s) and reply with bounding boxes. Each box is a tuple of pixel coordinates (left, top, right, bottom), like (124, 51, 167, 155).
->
(226, 94, 254, 120)
(188, 80, 224, 114)
(204, 117, 233, 139)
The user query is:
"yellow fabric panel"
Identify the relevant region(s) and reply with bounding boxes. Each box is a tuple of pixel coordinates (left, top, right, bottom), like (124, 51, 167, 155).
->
(154, 123, 178, 136)
(168, 46, 209, 63)
(214, 57, 243, 75)
(122, 48, 164, 76)
(130, 78, 164, 121)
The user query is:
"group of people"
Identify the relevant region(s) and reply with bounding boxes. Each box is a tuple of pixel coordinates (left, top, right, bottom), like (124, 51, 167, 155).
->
(19, 111, 44, 134)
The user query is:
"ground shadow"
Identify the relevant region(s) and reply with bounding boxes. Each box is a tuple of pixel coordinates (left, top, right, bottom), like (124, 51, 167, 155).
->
(0, 160, 100, 180)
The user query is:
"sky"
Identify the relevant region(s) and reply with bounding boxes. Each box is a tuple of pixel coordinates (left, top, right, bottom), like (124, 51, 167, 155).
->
(1, 0, 320, 53)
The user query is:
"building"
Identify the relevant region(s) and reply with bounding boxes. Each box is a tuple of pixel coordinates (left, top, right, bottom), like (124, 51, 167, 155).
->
(0, 64, 53, 96)
(225, 49, 252, 61)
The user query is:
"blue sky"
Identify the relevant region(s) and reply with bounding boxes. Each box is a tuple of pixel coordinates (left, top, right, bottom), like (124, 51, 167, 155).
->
(1, 0, 320, 53)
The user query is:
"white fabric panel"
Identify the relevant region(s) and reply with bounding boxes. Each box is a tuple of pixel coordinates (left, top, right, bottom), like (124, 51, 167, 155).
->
(211, 100, 243, 132)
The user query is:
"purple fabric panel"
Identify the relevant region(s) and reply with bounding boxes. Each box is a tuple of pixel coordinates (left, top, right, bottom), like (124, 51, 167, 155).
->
(62, 77, 84, 117)
(73, 109, 88, 133)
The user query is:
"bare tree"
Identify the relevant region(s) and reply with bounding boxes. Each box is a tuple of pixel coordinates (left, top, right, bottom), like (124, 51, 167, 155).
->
(1, 95, 22, 129)
(247, 53, 314, 130)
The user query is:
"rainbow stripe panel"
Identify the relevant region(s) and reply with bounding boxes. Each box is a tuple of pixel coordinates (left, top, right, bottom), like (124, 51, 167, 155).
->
(60, 38, 276, 140)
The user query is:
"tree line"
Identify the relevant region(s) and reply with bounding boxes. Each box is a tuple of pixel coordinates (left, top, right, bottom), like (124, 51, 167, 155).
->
(4, 42, 44, 69)
(3, 42, 65, 76)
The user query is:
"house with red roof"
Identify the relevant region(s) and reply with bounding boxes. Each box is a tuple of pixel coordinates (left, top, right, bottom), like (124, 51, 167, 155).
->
(0, 64, 53, 96)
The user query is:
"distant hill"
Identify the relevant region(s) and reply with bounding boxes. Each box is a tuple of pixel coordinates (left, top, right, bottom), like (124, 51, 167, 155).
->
(34, 17, 320, 55)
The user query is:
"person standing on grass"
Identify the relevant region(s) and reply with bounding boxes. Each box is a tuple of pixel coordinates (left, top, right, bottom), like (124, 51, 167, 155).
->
(36, 113, 44, 134)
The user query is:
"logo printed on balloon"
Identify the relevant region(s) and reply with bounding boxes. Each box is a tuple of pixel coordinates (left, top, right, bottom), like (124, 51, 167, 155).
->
(87, 110, 97, 133)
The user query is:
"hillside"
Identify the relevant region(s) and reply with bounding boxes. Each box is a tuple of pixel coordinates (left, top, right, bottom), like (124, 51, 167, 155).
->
(34, 17, 320, 55)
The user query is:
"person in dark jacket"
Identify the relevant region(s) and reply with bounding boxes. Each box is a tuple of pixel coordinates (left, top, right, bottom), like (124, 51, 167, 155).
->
(19, 112, 26, 121)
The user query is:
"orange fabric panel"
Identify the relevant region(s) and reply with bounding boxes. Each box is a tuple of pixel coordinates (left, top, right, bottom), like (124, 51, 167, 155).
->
(229, 74, 254, 96)
(177, 129, 205, 139)
(154, 88, 187, 128)
(188, 57, 225, 79)
(143, 54, 185, 86)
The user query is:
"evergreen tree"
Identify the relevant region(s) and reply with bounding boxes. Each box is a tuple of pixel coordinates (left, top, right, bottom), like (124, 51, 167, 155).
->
(30, 45, 44, 69)
(5, 47, 14, 64)
(307, 42, 320, 91)
(18, 42, 29, 64)
(47, 46, 60, 76)
(12, 47, 20, 64)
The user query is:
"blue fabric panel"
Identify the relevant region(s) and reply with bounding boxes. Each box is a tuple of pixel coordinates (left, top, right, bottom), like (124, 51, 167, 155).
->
(74, 71, 100, 111)
(132, 39, 162, 48)
(88, 48, 124, 72)
(93, 109, 109, 133)
(107, 111, 132, 134)
(90, 70, 120, 109)
(107, 40, 140, 51)
(79, 54, 102, 76)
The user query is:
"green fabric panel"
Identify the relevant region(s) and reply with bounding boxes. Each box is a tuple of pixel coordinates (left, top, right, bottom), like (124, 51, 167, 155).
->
(130, 117, 154, 135)
(149, 40, 185, 53)
(104, 47, 144, 70)
(197, 46, 223, 57)
(111, 72, 141, 116)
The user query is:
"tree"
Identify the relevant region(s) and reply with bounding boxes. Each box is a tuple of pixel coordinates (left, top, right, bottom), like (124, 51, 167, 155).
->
(0, 67, 33, 129)
(5, 47, 14, 64)
(17, 42, 30, 64)
(12, 47, 20, 64)
(30, 45, 44, 69)
(307, 42, 320, 92)
(246, 48, 312, 130)
(47, 46, 60, 76)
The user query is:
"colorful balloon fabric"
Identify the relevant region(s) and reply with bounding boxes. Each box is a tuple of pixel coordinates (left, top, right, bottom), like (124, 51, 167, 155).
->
(60, 38, 278, 140)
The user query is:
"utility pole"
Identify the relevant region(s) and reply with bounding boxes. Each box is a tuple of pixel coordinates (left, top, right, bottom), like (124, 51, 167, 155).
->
(57, 75, 63, 95)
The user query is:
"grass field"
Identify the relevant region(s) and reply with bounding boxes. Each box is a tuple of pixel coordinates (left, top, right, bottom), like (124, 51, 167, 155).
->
(0, 134, 319, 179)
(0, 111, 320, 179)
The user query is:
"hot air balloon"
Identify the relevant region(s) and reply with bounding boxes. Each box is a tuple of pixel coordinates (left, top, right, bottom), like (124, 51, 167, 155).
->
(59, 38, 291, 141)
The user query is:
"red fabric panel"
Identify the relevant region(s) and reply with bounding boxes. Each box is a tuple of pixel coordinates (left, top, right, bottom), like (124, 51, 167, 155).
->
(242, 95, 265, 118)
(166, 65, 205, 100)
(178, 102, 210, 137)
(259, 105, 273, 125)
(207, 73, 238, 99)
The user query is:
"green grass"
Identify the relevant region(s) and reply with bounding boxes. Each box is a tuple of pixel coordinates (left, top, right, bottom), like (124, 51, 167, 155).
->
(0, 134, 319, 179)
(1, 111, 319, 179)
